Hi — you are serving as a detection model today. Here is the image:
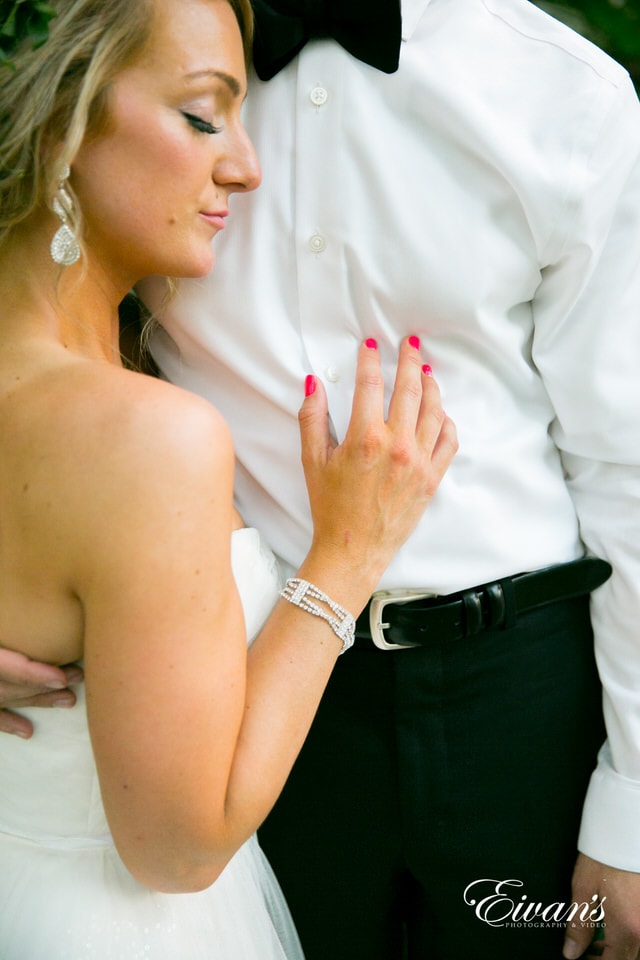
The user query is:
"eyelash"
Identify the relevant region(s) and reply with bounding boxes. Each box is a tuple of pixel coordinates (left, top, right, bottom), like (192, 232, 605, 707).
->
(182, 112, 221, 135)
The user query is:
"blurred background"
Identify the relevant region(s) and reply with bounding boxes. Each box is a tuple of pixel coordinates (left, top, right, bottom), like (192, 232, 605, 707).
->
(532, 0, 640, 89)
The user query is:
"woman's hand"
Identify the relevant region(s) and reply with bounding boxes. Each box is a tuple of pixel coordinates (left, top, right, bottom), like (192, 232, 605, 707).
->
(221, 338, 455, 857)
(298, 336, 457, 606)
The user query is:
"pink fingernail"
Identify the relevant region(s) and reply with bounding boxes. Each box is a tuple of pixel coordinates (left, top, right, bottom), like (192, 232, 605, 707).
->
(422, 364, 433, 377)
(304, 374, 317, 397)
(365, 338, 378, 350)
(409, 335, 420, 350)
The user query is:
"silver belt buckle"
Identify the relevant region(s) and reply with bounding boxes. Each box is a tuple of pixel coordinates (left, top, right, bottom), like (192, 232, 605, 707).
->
(369, 589, 438, 650)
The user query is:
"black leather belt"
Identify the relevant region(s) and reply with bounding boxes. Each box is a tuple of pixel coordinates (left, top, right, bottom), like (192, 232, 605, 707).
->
(355, 557, 612, 650)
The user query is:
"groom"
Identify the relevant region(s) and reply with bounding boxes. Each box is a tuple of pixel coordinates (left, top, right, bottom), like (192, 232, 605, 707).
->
(3, 1, 640, 957)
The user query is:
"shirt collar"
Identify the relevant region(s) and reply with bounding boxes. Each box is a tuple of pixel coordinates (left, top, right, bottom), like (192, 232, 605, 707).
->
(401, 0, 433, 40)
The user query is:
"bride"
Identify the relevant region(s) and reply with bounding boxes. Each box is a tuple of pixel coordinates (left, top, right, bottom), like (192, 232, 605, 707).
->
(0, 0, 457, 956)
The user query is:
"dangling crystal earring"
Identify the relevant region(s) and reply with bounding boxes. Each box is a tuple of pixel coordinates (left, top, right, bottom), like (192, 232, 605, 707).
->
(50, 165, 81, 266)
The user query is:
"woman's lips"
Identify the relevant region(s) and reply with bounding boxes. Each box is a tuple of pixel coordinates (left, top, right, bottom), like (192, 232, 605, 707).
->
(199, 211, 228, 230)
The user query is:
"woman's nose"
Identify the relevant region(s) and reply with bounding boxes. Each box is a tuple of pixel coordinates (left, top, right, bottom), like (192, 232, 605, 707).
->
(216, 125, 261, 194)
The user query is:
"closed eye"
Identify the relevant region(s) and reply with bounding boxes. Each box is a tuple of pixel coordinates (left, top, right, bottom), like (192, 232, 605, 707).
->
(182, 111, 221, 135)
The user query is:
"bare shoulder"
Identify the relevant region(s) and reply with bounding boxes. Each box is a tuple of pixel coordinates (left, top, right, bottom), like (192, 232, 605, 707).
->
(13, 360, 237, 555)
(61, 362, 234, 481)
(0, 359, 237, 661)
(93, 363, 231, 446)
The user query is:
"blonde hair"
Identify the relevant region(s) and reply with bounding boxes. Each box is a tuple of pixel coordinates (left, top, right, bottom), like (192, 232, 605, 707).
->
(0, 0, 253, 253)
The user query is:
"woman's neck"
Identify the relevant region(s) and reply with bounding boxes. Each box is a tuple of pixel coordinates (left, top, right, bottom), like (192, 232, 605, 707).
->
(0, 217, 128, 367)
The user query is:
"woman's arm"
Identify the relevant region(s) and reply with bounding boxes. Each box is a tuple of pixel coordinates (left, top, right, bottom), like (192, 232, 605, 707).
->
(26, 339, 458, 893)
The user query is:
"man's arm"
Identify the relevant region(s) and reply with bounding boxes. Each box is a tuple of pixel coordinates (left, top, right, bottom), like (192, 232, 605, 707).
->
(531, 72, 640, 959)
(0, 648, 83, 738)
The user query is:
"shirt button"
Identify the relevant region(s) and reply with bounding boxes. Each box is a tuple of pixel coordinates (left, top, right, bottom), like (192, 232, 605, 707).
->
(309, 233, 327, 253)
(310, 85, 328, 106)
(325, 366, 340, 383)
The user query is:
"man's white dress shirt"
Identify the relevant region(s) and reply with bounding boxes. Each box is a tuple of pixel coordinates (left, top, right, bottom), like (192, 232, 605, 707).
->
(140, 0, 640, 873)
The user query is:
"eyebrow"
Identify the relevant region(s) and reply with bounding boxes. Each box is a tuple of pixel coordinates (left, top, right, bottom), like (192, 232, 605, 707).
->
(184, 70, 242, 97)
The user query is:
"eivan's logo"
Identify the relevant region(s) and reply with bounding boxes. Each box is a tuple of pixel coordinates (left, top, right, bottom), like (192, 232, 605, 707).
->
(463, 879, 606, 928)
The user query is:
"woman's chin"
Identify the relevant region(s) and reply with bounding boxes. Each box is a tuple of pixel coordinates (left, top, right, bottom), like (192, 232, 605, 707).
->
(179, 247, 216, 280)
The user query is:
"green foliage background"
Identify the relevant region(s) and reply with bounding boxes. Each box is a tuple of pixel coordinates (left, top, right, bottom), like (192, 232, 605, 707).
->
(532, 0, 640, 88)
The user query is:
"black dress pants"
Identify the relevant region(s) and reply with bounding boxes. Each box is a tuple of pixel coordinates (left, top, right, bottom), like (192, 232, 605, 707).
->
(258, 596, 605, 960)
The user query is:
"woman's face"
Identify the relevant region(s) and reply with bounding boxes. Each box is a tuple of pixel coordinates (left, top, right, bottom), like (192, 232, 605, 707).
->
(71, 0, 260, 285)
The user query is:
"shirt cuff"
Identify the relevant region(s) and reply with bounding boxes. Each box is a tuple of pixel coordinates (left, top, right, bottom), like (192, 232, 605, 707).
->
(578, 743, 640, 871)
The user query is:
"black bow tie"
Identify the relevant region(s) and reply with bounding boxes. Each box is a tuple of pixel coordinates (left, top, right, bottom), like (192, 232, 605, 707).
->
(252, 0, 402, 81)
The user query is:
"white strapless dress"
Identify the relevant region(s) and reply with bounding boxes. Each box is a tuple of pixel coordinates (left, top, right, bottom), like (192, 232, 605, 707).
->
(0, 529, 303, 960)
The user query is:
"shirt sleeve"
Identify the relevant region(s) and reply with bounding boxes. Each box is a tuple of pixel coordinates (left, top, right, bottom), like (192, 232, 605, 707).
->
(530, 73, 640, 871)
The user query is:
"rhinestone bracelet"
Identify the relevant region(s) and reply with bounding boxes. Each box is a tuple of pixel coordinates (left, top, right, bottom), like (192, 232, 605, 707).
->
(280, 578, 356, 655)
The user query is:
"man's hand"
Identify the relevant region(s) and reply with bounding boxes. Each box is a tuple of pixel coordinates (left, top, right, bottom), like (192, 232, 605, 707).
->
(563, 853, 640, 959)
(0, 649, 83, 738)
